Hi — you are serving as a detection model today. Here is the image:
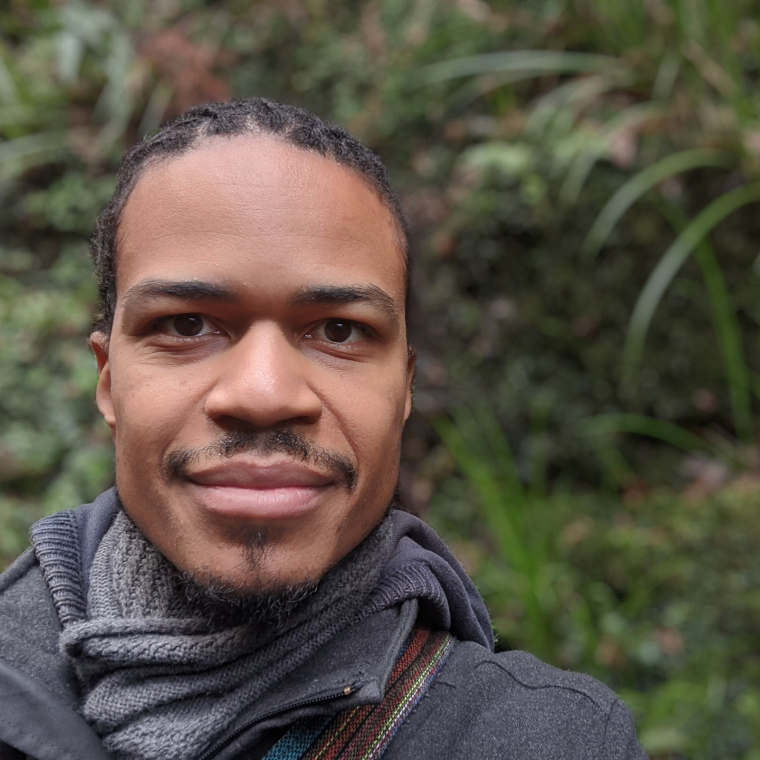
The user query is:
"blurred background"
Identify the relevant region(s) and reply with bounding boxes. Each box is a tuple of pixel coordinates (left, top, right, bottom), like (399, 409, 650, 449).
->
(1, 0, 759, 756)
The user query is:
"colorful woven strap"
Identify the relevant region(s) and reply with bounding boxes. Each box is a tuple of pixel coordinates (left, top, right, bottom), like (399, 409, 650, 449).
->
(265, 628, 456, 760)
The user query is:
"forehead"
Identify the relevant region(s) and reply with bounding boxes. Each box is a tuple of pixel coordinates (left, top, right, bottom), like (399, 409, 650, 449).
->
(116, 135, 405, 302)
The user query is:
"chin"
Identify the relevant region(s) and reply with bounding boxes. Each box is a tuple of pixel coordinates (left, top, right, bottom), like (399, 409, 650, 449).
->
(176, 530, 334, 599)
(175, 563, 320, 629)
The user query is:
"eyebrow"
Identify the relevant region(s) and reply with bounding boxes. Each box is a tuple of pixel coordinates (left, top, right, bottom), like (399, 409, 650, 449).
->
(121, 279, 237, 313)
(290, 284, 400, 321)
(120, 279, 401, 323)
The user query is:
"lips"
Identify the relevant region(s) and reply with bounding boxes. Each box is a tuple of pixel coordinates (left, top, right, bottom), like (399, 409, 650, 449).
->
(185, 460, 336, 520)
(190, 460, 336, 489)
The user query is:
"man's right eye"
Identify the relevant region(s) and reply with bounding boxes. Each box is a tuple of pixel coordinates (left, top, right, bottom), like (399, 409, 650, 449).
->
(156, 314, 218, 337)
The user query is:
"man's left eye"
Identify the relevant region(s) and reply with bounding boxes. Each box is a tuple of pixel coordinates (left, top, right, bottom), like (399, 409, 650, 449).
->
(313, 319, 364, 344)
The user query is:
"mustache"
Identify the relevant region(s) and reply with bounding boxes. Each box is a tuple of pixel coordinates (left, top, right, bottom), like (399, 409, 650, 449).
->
(161, 429, 357, 490)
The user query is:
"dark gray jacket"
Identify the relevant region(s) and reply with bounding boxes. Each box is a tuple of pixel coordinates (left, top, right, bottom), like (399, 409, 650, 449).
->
(0, 495, 648, 760)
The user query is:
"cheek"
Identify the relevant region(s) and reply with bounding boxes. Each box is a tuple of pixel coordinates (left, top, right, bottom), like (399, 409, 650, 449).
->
(335, 376, 408, 473)
(116, 360, 198, 400)
(109, 363, 203, 458)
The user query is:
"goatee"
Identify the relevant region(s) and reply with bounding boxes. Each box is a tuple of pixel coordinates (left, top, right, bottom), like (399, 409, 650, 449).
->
(174, 568, 320, 631)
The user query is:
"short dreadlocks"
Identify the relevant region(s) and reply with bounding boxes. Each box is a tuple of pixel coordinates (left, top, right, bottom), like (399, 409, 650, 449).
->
(90, 98, 410, 334)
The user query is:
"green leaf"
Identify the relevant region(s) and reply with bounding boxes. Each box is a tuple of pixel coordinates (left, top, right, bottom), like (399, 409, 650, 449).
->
(0, 49, 17, 106)
(622, 182, 760, 394)
(525, 74, 631, 138)
(55, 31, 84, 86)
(414, 50, 625, 85)
(657, 202, 754, 443)
(559, 101, 662, 206)
(0, 132, 69, 183)
(579, 413, 717, 455)
(581, 149, 733, 262)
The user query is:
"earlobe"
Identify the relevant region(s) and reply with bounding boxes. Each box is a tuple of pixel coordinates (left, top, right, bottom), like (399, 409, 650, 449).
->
(90, 332, 116, 431)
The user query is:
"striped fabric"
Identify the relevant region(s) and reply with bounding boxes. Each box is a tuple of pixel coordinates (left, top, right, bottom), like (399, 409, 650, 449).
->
(265, 628, 456, 760)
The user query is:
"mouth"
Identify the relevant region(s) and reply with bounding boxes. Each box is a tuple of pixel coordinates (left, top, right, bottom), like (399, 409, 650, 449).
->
(185, 460, 337, 521)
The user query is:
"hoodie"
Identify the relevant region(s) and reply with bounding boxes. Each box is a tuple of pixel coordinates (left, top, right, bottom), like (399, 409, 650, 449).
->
(0, 489, 648, 759)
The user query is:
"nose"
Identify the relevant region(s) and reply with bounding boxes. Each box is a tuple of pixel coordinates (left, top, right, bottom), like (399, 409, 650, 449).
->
(204, 323, 322, 429)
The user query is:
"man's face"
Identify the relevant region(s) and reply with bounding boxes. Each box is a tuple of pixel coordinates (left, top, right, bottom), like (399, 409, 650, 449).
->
(91, 136, 414, 593)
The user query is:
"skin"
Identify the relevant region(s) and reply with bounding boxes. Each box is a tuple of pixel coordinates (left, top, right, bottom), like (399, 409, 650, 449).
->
(90, 135, 414, 594)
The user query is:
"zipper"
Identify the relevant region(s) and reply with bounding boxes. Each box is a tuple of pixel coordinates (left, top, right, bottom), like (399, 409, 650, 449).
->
(195, 681, 363, 760)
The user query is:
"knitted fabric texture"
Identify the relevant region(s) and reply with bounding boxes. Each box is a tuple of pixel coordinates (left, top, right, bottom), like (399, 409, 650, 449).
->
(35, 509, 392, 760)
(360, 511, 493, 650)
(30, 508, 87, 627)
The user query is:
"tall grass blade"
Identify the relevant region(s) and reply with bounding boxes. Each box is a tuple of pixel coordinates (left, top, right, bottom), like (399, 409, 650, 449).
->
(469, 403, 525, 502)
(581, 149, 732, 262)
(658, 203, 754, 443)
(527, 398, 551, 497)
(438, 406, 552, 568)
(138, 81, 174, 138)
(414, 50, 624, 85)
(651, 54, 681, 102)
(435, 405, 558, 655)
(622, 182, 760, 394)
(0, 50, 17, 105)
(0, 106, 46, 129)
(0, 132, 68, 182)
(525, 75, 628, 137)
(560, 102, 662, 206)
(55, 31, 84, 85)
(445, 70, 591, 114)
(580, 413, 716, 454)
(434, 412, 530, 576)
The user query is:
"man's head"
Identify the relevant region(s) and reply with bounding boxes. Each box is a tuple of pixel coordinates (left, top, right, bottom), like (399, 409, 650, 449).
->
(89, 98, 415, 597)
(91, 98, 410, 334)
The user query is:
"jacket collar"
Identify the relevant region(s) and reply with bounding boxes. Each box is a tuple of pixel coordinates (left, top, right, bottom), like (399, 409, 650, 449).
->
(207, 600, 418, 760)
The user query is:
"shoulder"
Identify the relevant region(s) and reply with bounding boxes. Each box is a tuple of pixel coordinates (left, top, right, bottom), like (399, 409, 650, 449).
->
(0, 549, 110, 760)
(386, 640, 648, 760)
(445, 640, 619, 712)
(0, 548, 52, 626)
(0, 491, 119, 709)
(0, 549, 78, 705)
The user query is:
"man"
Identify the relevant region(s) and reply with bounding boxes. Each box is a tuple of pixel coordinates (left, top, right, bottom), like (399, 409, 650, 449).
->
(0, 98, 647, 760)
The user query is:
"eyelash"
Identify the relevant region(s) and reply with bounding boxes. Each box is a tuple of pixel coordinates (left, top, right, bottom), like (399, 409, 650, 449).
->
(151, 314, 220, 339)
(149, 314, 374, 346)
(305, 320, 372, 345)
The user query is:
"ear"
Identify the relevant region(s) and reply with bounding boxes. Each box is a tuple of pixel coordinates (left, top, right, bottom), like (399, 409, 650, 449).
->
(403, 345, 417, 422)
(90, 331, 116, 432)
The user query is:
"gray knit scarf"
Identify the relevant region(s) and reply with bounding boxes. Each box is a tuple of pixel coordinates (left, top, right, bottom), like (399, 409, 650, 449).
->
(55, 509, 392, 760)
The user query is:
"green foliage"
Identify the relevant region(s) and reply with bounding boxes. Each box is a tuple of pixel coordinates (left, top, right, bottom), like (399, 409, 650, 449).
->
(436, 405, 558, 658)
(431, 435, 760, 759)
(622, 184, 760, 415)
(573, 484, 760, 759)
(2, 1, 760, 756)
(0, 241, 114, 567)
(0, 0, 161, 567)
(411, 0, 760, 480)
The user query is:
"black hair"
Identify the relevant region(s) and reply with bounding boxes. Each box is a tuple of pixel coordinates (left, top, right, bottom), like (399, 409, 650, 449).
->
(90, 97, 410, 334)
